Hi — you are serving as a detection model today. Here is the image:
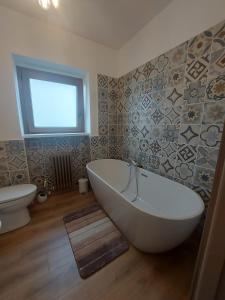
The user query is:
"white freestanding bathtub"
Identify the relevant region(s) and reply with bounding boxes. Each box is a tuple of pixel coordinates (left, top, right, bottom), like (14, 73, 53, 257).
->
(86, 159, 204, 253)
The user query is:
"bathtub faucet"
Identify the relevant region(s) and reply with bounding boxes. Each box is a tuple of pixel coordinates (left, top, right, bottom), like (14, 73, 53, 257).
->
(121, 158, 139, 203)
(128, 158, 138, 167)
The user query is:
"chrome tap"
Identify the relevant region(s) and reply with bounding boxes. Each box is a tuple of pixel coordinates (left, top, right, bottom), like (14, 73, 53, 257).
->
(122, 157, 139, 202)
(128, 158, 138, 167)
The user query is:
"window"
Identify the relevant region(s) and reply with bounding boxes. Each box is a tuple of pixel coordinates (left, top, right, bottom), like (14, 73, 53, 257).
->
(17, 67, 84, 134)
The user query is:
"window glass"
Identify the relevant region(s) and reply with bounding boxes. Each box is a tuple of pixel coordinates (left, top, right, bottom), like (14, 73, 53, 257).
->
(29, 79, 77, 128)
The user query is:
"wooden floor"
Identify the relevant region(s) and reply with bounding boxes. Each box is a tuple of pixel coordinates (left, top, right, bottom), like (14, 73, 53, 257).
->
(0, 191, 199, 300)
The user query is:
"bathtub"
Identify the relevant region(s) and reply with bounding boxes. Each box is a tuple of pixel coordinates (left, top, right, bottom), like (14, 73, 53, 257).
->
(86, 159, 204, 253)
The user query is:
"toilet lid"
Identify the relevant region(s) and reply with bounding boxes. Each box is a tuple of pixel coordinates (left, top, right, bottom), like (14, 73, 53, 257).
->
(0, 184, 37, 203)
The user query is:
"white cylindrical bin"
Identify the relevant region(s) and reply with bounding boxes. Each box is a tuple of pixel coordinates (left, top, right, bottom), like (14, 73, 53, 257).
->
(78, 178, 89, 194)
(37, 192, 48, 203)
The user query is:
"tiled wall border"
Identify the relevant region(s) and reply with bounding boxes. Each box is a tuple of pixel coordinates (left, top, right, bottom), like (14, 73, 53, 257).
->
(0, 136, 91, 190)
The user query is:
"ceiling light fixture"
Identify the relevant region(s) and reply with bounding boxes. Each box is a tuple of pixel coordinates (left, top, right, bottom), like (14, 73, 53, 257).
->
(38, 0, 59, 10)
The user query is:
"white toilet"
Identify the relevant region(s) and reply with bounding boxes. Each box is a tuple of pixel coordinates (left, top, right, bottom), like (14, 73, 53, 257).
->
(0, 184, 37, 234)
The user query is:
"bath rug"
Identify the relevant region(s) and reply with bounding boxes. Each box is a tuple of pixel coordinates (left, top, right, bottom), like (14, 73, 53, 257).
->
(63, 202, 129, 279)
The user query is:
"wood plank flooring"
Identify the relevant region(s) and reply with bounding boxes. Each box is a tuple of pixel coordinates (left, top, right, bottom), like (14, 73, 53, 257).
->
(0, 191, 199, 300)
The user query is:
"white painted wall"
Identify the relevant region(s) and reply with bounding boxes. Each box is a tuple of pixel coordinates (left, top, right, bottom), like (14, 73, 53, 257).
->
(117, 0, 225, 76)
(0, 5, 117, 140)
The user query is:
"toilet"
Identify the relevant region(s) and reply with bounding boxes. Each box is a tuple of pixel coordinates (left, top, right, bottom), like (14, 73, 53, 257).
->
(0, 184, 37, 234)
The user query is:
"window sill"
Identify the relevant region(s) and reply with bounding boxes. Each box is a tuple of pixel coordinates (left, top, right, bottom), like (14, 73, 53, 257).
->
(23, 132, 89, 139)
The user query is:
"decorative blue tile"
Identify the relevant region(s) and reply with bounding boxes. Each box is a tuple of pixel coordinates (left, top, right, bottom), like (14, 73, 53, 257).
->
(193, 166, 215, 190)
(10, 169, 29, 185)
(181, 103, 203, 124)
(168, 65, 185, 87)
(148, 140, 161, 156)
(166, 86, 183, 106)
(108, 77, 118, 90)
(179, 125, 201, 145)
(187, 30, 213, 60)
(155, 54, 170, 73)
(164, 106, 181, 125)
(169, 42, 188, 68)
(203, 100, 225, 124)
(152, 72, 168, 90)
(6, 140, 27, 171)
(206, 75, 225, 101)
(163, 125, 179, 143)
(0, 142, 8, 173)
(209, 48, 225, 77)
(142, 62, 156, 79)
(148, 155, 160, 173)
(196, 146, 219, 169)
(98, 74, 108, 88)
(175, 161, 195, 183)
(160, 157, 175, 178)
(139, 139, 149, 153)
(0, 171, 11, 187)
(185, 54, 210, 87)
(177, 144, 197, 163)
(140, 125, 149, 138)
(98, 87, 108, 101)
(151, 108, 164, 125)
(160, 142, 177, 160)
(184, 81, 206, 104)
(211, 21, 225, 52)
(200, 124, 223, 148)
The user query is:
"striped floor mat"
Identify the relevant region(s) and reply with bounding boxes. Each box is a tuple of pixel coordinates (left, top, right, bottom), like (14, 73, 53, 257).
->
(63, 202, 129, 279)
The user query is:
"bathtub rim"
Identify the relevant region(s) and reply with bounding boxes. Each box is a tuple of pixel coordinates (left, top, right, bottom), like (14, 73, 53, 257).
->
(86, 159, 205, 222)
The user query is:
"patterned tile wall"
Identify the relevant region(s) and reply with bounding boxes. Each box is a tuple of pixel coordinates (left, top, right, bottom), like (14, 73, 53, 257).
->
(0, 136, 90, 190)
(0, 140, 29, 187)
(93, 19, 225, 207)
(90, 74, 120, 160)
(113, 19, 225, 206)
(25, 136, 90, 190)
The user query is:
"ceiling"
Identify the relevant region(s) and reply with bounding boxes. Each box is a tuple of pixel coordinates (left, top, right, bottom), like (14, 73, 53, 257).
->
(0, 0, 172, 49)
